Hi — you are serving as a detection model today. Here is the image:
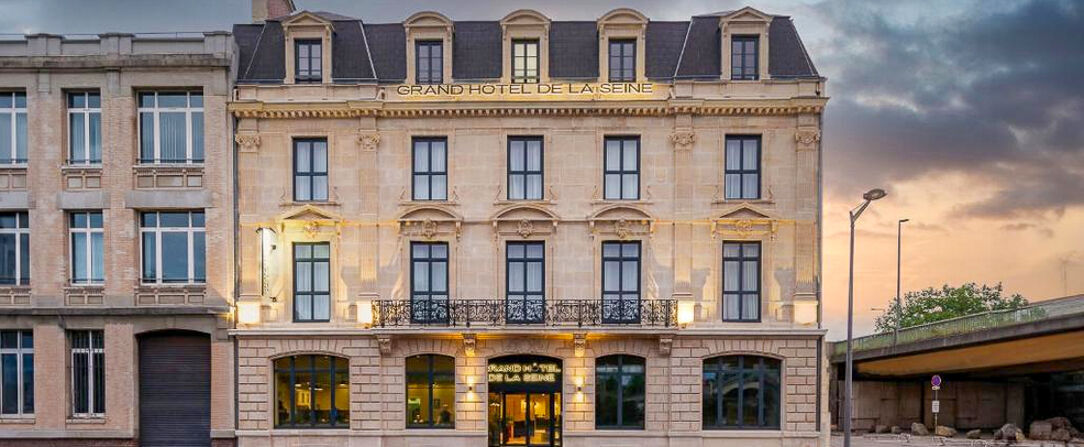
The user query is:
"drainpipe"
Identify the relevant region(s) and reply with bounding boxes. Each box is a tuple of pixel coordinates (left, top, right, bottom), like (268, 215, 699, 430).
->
(231, 110, 241, 439)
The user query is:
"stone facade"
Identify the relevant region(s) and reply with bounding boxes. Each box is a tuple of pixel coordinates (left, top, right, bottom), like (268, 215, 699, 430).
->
(0, 33, 235, 445)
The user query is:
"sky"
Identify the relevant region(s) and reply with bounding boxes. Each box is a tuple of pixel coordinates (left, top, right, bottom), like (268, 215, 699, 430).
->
(4, 0, 1082, 340)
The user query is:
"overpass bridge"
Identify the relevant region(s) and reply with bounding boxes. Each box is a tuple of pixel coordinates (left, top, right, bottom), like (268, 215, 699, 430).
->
(829, 295, 1084, 433)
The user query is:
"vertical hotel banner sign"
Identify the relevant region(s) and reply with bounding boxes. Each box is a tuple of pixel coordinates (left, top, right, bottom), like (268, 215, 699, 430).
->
(389, 82, 663, 101)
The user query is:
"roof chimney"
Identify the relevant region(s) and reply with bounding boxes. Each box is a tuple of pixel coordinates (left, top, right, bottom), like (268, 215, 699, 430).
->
(252, 0, 297, 23)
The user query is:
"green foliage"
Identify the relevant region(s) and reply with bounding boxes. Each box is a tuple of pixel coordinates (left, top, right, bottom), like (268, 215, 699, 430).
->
(874, 283, 1027, 333)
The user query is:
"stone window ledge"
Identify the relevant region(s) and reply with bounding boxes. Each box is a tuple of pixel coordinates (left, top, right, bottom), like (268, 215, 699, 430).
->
(0, 167, 28, 191)
(712, 198, 775, 206)
(66, 416, 107, 424)
(0, 415, 35, 424)
(0, 286, 31, 306)
(135, 284, 207, 306)
(66, 286, 105, 306)
(133, 164, 204, 189)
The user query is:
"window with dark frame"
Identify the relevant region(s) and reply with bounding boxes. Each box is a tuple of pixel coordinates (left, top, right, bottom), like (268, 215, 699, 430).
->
(722, 242, 760, 322)
(416, 40, 443, 85)
(511, 39, 540, 84)
(293, 139, 328, 202)
(702, 355, 780, 429)
(405, 354, 455, 428)
(295, 39, 322, 83)
(731, 36, 759, 81)
(0, 330, 33, 416)
(608, 39, 636, 82)
(67, 92, 101, 164)
(410, 242, 449, 323)
(604, 137, 640, 200)
(273, 355, 349, 428)
(507, 137, 543, 200)
(0, 212, 29, 286)
(412, 138, 448, 201)
(69, 330, 104, 417)
(0, 92, 27, 165)
(506, 241, 544, 324)
(724, 136, 760, 200)
(596, 354, 646, 429)
(601, 241, 641, 324)
(139, 211, 205, 284)
(293, 242, 330, 322)
(69, 211, 104, 285)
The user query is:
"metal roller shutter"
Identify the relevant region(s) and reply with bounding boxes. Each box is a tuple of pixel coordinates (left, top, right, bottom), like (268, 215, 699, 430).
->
(139, 331, 211, 447)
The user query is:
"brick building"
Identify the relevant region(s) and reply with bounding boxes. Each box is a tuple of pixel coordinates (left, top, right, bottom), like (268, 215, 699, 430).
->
(0, 32, 236, 445)
(230, 3, 828, 447)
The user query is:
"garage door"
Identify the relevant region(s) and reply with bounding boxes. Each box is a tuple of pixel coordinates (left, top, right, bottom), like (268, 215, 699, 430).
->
(139, 331, 211, 447)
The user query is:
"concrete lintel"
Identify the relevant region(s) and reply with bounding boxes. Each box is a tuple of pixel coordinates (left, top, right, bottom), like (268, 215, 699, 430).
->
(0, 191, 30, 210)
(125, 189, 213, 209)
(57, 190, 108, 210)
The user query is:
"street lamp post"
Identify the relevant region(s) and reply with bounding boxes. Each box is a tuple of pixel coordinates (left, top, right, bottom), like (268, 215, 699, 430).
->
(894, 219, 909, 346)
(844, 188, 886, 447)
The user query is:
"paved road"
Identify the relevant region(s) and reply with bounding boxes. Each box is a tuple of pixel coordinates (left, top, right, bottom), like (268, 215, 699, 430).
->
(831, 434, 1082, 447)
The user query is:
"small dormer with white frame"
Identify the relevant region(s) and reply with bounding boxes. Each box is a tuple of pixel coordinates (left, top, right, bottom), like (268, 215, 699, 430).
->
(282, 11, 333, 84)
(404, 11, 454, 85)
(500, 9, 551, 84)
(597, 8, 648, 84)
(719, 7, 772, 82)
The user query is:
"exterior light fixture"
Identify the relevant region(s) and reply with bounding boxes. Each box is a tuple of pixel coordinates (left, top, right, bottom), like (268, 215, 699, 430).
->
(793, 300, 817, 325)
(236, 301, 262, 325)
(357, 300, 374, 327)
(677, 301, 695, 328)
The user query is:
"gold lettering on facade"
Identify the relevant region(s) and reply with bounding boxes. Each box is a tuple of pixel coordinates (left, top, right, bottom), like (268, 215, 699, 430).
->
(392, 83, 657, 101)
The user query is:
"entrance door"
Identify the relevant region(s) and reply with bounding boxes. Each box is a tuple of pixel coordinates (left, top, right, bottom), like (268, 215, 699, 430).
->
(138, 331, 211, 447)
(488, 392, 561, 446)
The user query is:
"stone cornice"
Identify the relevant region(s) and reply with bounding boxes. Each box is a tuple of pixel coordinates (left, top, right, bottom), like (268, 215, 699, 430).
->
(229, 97, 827, 119)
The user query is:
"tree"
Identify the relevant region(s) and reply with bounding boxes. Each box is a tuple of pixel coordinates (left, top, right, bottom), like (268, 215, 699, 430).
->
(874, 283, 1027, 333)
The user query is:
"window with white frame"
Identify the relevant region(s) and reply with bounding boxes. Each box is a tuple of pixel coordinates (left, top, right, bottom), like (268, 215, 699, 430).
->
(138, 91, 204, 164)
(140, 211, 205, 284)
(68, 92, 102, 164)
(0, 92, 27, 165)
(69, 330, 104, 417)
(70, 211, 104, 285)
(0, 212, 29, 286)
(0, 330, 33, 416)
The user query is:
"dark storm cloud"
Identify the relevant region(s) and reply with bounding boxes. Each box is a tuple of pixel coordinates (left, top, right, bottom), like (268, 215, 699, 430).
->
(816, 0, 1084, 218)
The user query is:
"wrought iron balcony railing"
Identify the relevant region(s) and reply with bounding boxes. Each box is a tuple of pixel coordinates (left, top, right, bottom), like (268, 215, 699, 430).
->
(372, 298, 677, 328)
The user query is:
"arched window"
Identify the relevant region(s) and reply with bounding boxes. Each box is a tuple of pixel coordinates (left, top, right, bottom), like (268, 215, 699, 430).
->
(406, 354, 455, 428)
(702, 355, 781, 429)
(595, 355, 645, 429)
(273, 355, 349, 428)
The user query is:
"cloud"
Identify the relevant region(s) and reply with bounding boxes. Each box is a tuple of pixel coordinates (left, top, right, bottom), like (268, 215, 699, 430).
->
(999, 222, 1054, 238)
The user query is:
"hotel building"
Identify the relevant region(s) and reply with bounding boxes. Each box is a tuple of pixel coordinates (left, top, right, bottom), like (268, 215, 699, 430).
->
(231, 3, 828, 447)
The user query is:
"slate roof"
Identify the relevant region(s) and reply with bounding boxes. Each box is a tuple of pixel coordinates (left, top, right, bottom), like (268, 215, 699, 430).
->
(233, 10, 820, 84)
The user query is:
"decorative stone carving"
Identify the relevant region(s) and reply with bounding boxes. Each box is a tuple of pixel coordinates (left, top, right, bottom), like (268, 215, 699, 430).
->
(658, 336, 673, 356)
(235, 133, 261, 152)
(670, 130, 696, 150)
(516, 219, 534, 238)
(421, 219, 438, 239)
(463, 333, 477, 357)
(573, 333, 586, 357)
(377, 335, 392, 355)
(303, 220, 319, 238)
(614, 218, 632, 240)
(358, 132, 381, 151)
(795, 128, 820, 150)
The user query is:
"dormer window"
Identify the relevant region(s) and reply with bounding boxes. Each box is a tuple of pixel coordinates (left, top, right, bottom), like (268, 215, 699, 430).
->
(511, 40, 540, 84)
(416, 40, 443, 85)
(731, 36, 759, 81)
(295, 39, 322, 83)
(608, 39, 636, 82)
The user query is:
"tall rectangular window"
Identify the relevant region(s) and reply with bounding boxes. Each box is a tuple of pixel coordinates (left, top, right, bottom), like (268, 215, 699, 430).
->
(293, 139, 328, 202)
(138, 91, 203, 164)
(412, 138, 447, 201)
(608, 39, 636, 82)
(69, 330, 104, 417)
(293, 242, 330, 322)
(70, 211, 104, 285)
(723, 242, 760, 322)
(511, 40, 540, 84)
(602, 241, 641, 323)
(731, 36, 759, 81)
(0, 212, 29, 286)
(295, 39, 322, 83)
(68, 92, 101, 164)
(724, 136, 760, 200)
(416, 40, 443, 85)
(604, 137, 639, 200)
(140, 211, 205, 284)
(0, 330, 33, 416)
(506, 241, 544, 324)
(0, 92, 27, 165)
(411, 242, 448, 324)
(507, 137, 543, 200)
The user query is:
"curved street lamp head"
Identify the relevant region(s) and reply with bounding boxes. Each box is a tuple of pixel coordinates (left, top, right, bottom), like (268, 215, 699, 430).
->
(863, 188, 887, 201)
(899, 218, 910, 224)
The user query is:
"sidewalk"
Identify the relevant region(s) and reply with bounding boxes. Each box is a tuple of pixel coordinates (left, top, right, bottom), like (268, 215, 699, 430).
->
(831, 433, 1084, 447)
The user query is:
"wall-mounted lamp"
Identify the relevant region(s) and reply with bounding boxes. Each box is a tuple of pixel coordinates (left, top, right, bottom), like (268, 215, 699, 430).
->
(677, 301, 695, 328)
(357, 300, 374, 327)
(794, 300, 818, 326)
(237, 301, 262, 325)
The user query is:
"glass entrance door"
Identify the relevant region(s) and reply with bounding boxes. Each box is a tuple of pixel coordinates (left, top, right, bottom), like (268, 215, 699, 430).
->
(488, 392, 561, 446)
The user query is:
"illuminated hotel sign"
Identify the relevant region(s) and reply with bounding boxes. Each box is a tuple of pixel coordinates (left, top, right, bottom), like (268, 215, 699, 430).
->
(391, 82, 661, 101)
(488, 361, 562, 384)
